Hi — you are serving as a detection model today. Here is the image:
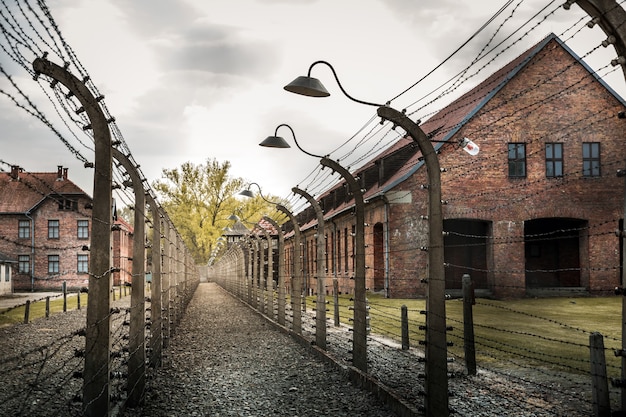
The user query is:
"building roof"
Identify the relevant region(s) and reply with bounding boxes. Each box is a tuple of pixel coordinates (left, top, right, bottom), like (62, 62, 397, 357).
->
(0, 252, 16, 263)
(224, 220, 249, 236)
(0, 166, 91, 214)
(299, 33, 626, 226)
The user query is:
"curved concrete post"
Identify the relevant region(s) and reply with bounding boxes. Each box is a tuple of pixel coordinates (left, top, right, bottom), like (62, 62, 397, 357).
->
(377, 105, 447, 417)
(111, 148, 146, 406)
(571, 3, 626, 410)
(259, 227, 274, 319)
(320, 157, 367, 372)
(277, 205, 303, 334)
(33, 57, 113, 417)
(146, 194, 162, 368)
(293, 187, 326, 350)
(264, 216, 285, 326)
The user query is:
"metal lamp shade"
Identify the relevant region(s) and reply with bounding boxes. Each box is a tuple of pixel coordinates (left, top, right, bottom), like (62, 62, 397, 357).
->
(259, 136, 291, 149)
(284, 76, 330, 97)
(238, 189, 254, 198)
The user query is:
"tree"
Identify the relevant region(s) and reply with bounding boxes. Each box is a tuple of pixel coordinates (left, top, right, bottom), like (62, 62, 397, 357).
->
(152, 158, 285, 264)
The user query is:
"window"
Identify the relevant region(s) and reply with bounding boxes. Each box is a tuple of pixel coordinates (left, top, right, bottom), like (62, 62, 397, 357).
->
(508, 143, 526, 178)
(48, 220, 60, 239)
(546, 143, 563, 177)
(583, 142, 601, 177)
(18, 220, 30, 239)
(337, 229, 342, 274)
(4, 265, 9, 282)
(48, 255, 60, 274)
(77, 254, 89, 274)
(344, 228, 349, 273)
(77, 220, 89, 239)
(58, 199, 78, 211)
(18, 255, 29, 274)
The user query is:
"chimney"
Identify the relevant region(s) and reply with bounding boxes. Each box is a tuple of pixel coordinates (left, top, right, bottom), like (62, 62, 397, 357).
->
(57, 165, 63, 181)
(10, 165, 20, 180)
(63, 167, 68, 180)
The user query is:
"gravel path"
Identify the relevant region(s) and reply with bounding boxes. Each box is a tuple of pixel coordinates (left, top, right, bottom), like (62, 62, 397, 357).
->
(0, 282, 606, 416)
(121, 283, 398, 417)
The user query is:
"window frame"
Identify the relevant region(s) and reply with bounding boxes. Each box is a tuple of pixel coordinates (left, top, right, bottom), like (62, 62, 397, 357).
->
(48, 255, 60, 275)
(48, 219, 60, 239)
(508, 143, 526, 178)
(18, 220, 30, 239)
(545, 142, 564, 178)
(18, 255, 30, 274)
(77, 254, 89, 274)
(582, 142, 601, 177)
(77, 219, 89, 239)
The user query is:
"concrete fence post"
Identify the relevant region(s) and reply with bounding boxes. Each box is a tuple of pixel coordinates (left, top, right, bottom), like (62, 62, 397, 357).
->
(462, 274, 476, 376)
(401, 305, 409, 350)
(589, 332, 611, 417)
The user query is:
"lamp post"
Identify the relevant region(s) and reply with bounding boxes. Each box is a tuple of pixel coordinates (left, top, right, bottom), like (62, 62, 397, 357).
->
(292, 186, 327, 350)
(283, 61, 450, 416)
(263, 215, 286, 326)
(275, 204, 304, 334)
(260, 124, 368, 371)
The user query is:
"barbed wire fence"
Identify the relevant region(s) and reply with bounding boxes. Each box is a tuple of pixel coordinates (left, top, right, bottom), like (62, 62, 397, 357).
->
(0, 1, 200, 416)
(209, 1, 626, 416)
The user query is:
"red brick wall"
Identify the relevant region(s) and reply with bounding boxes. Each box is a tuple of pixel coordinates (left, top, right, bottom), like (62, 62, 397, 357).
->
(284, 39, 625, 299)
(0, 196, 93, 291)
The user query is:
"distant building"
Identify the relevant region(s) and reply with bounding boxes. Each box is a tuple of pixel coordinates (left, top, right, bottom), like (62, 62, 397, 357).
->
(0, 165, 133, 291)
(112, 215, 134, 286)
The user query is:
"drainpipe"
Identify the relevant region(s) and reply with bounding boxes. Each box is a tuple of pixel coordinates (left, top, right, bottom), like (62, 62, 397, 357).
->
(25, 212, 34, 292)
(382, 194, 390, 298)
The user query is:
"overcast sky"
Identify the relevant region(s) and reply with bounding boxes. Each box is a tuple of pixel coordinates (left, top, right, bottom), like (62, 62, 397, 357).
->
(0, 0, 623, 205)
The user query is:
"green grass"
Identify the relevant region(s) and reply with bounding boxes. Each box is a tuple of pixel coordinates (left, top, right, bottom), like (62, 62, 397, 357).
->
(0, 292, 88, 327)
(300, 292, 623, 377)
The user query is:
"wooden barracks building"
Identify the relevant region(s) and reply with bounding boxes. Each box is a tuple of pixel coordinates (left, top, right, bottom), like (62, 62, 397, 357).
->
(282, 34, 626, 299)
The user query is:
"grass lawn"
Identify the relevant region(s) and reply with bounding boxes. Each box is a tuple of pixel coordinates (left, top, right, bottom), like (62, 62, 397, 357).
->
(0, 293, 87, 327)
(303, 292, 623, 377)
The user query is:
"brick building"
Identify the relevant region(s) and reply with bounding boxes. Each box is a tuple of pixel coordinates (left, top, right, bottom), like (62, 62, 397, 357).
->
(0, 165, 134, 292)
(283, 33, 626, 299)
(112, 215, 133, 286)
(0, 252, 15, 295)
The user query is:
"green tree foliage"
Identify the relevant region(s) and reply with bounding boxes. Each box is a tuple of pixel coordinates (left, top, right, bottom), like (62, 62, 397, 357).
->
(152, 158, 286, 264)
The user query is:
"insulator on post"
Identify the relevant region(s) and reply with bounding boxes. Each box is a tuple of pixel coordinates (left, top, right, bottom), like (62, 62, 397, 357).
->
(612, 378, 626, 388)
(603, 35, 616, 48)
(614, 349, 626, 357)
(611, 56, 626, 67)
(586, 17, 600, 28)
(562, 0, 576, 10)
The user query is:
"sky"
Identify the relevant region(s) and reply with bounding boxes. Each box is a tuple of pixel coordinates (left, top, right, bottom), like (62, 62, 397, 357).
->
(0, 0, 623, 205)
